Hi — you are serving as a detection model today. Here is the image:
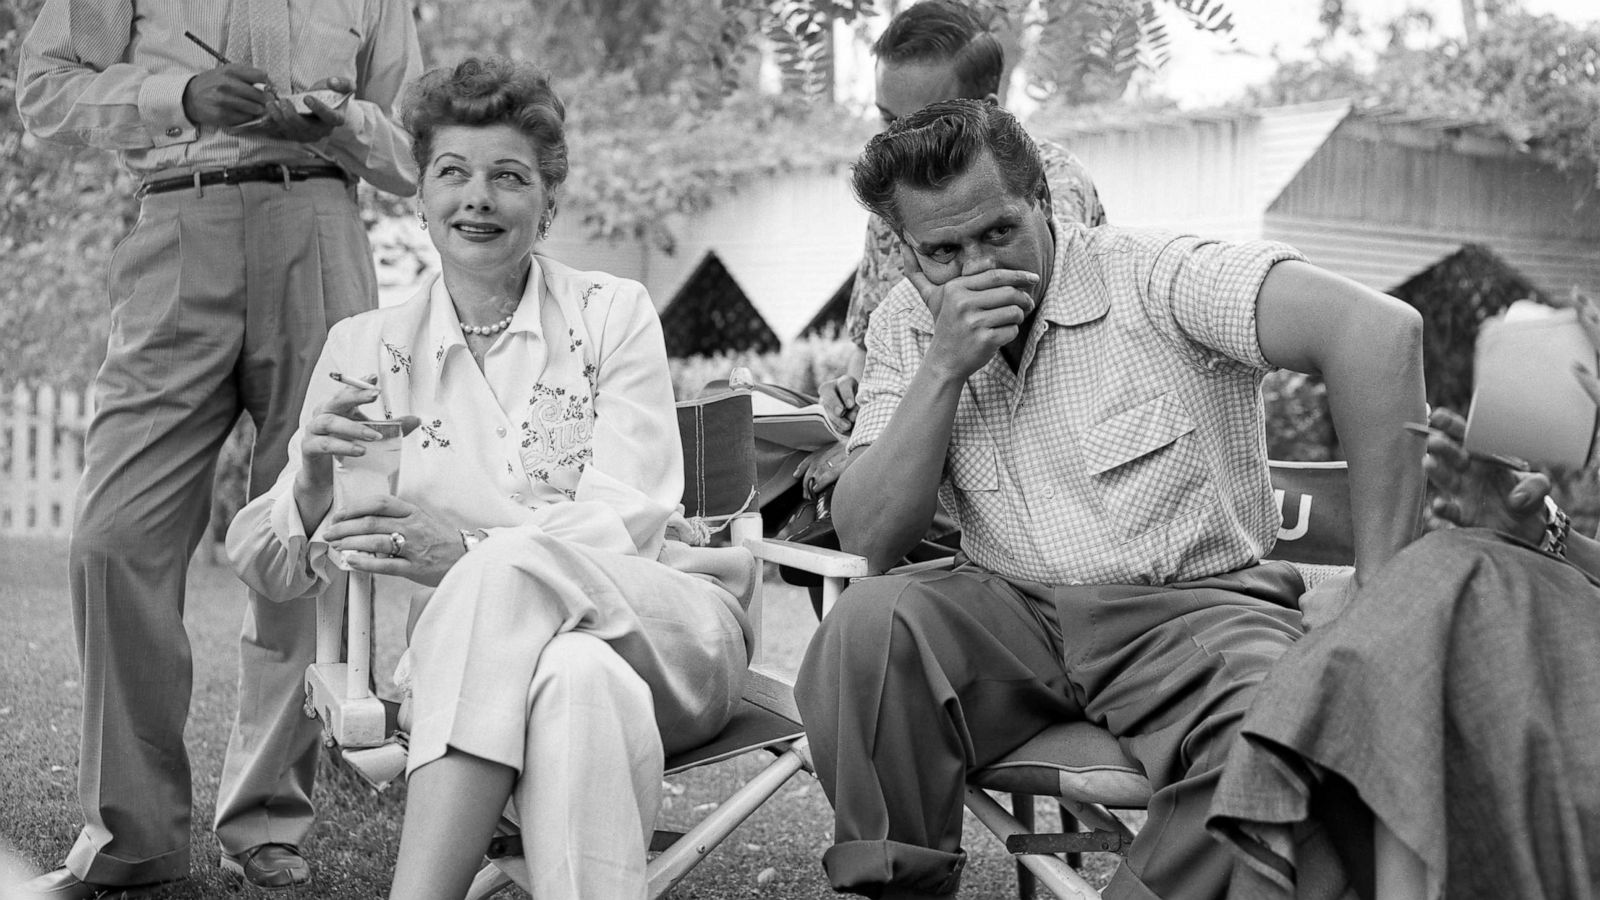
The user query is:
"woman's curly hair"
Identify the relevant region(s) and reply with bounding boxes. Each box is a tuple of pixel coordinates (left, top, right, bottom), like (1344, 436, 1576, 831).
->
(402, 56, 569, 195)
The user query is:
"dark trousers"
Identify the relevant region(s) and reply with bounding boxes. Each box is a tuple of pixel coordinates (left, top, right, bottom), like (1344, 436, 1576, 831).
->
(65, 177, 374, 884)
(794, 561, 1304, 899)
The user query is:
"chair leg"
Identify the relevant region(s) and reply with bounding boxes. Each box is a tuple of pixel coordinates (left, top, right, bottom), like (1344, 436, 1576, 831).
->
(965, 787, 1101, 900)
(1058, 800, 1083, 870)
(1012, 793, 1039, 899)
(646, 741, 809, 900)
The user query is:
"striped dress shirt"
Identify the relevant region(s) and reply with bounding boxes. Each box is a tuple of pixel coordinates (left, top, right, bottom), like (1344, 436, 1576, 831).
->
(17, 0, 421, 196)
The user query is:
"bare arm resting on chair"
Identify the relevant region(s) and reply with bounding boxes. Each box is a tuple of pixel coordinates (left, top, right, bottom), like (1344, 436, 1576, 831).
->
(1254, 260, 1427, 585)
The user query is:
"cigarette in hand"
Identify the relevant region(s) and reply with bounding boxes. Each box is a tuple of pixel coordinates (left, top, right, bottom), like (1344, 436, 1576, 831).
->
(329, 372, 379, 393)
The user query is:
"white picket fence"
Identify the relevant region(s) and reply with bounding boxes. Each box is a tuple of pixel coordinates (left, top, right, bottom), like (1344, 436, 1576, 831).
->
(1, 383, 93, 537)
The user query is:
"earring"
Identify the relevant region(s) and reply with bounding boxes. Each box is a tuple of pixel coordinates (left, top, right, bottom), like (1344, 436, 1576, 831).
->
(537, 217, 550, 241)
(417, 210, 428, 231)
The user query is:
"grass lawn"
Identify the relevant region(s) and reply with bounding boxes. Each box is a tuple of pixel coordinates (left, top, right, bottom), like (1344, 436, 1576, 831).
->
(0, 535, 1118, 899)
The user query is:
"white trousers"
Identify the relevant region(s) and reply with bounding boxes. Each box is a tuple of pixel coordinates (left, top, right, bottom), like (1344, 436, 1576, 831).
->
(511, 632, 663, 900)
(404, 529, 750, 897)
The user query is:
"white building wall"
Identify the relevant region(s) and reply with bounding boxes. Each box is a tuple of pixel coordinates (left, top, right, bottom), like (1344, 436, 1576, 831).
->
(1044, 112, 1266, 240)
(641, 168, 866, 343)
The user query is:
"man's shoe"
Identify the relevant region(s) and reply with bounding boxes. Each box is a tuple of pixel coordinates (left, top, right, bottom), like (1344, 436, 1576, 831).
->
(220, 844, 312, 889)
(22, 867, 165, 899)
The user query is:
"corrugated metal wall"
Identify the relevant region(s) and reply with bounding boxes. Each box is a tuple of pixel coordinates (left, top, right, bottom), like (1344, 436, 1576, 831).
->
(1269, 118, 1600, 296)
(1265, 214, 1600, 297)
(1047, 112, 1263, 240)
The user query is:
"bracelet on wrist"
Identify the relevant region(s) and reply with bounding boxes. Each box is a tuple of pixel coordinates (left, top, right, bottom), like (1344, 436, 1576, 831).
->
(460, 528, 487, 553)
(1539, 496, 1571, 558)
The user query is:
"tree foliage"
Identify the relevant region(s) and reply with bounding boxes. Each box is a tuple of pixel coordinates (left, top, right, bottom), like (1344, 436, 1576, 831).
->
(1251, 0, 1600, 183)
(1027, 0, 1236, 104)
(560, 76, 872, 252)
(0, 0, 1234, 386)
(1, 0, 138, 387)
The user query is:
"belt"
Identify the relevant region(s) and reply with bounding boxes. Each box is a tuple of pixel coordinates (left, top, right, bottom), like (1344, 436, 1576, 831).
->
(137, 163, 350, 199)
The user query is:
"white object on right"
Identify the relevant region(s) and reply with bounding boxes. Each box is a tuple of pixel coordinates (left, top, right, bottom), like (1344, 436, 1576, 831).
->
(1465, 300, 1600, 470)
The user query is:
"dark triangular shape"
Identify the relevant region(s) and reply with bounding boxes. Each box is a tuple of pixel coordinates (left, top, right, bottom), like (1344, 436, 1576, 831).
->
(660, 251, 781, 358)
(799, 269, 855, 340)
(1389, 244, 1547, 412)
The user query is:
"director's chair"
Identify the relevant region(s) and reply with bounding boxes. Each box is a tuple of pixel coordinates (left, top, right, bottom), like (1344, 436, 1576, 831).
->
(300, 369, 867, 899)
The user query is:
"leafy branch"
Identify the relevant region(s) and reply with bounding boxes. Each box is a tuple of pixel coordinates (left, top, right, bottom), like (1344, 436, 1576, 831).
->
(1026, 0, 1237, 104)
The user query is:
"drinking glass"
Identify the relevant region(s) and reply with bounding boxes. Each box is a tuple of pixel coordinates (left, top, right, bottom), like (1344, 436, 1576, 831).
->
(330, 419, 405, 570)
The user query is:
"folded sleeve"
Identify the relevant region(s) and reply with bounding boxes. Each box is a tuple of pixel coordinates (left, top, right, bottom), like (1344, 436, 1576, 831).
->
(16, 0, 198, 150)
(847, 284, 923, 454)
(1142, 234, 1307, 370)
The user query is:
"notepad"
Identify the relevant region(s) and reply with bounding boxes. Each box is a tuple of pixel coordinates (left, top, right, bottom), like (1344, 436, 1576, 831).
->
(750, 392, 844, 451)
(1464, 300, 1599, 469)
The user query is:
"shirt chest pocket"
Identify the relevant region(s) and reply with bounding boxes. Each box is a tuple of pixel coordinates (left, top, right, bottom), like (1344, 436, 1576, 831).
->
(1081, 393, 1215, 540)
(947, 443, 1001, 492)
(293, 3, 364, 87)
(944, 442, 1007, 547)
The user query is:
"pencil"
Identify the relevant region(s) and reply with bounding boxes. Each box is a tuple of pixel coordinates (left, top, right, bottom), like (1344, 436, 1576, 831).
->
(183, 30, 278, 99)
(1402, 421, 1530, 471)
(183, 30, 231, 65)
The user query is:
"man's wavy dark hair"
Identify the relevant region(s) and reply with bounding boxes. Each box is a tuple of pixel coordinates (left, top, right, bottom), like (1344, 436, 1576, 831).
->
(873, 0, 1004, 99)
(851, 99, 1045, 235)
(402, 56, 568, 195)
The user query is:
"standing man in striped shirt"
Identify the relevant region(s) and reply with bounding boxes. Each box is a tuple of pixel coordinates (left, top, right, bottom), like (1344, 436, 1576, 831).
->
(16, 2, 420, 896)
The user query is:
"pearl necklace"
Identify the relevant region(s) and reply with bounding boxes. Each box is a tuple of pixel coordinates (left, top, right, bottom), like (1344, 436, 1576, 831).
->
(461, 313, 514, 337)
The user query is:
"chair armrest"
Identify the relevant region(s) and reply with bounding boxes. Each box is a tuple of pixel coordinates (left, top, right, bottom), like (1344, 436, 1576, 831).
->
(743, 537, 870, 578)
(891, 556, 956, 576)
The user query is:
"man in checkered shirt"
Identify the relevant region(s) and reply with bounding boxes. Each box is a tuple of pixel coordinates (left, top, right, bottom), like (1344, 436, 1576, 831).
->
(793, 100, 1428, 900)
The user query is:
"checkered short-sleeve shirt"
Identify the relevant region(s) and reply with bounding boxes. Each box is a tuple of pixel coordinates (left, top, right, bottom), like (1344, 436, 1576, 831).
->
(849, 223, 1306, 585)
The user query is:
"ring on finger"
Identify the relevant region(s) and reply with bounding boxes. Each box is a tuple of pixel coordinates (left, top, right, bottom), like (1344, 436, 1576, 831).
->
(390, 532, 407, 557)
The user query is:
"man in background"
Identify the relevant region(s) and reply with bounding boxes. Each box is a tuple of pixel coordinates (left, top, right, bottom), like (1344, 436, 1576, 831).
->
(804, 0, 1105, 494)
(16, 1, 420, 895)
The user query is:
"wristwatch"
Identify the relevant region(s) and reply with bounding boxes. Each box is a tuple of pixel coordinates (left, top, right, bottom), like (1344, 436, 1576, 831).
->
(460, 528, 488, 552)
(1539, 496, 1571, 558)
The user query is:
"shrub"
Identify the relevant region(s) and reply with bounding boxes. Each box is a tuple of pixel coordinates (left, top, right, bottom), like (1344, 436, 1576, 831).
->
(668, 333, 857, 400)
(1262, 370, 1336, 461)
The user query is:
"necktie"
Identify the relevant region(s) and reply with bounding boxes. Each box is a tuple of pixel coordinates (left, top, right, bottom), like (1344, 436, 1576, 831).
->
(225, 0, 292, 91)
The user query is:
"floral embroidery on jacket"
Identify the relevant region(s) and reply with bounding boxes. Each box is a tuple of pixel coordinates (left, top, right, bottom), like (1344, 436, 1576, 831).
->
(382, 341, 413, 375)
(580, 282, 604, 308)
(419, 418, 450, 449)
